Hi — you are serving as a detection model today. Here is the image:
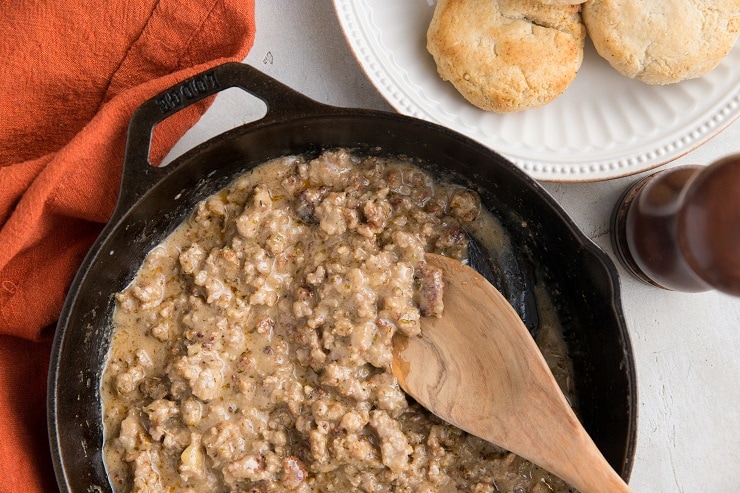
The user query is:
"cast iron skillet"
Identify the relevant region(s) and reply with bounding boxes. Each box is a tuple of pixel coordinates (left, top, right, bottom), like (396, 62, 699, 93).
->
(48, 62, 637, 492)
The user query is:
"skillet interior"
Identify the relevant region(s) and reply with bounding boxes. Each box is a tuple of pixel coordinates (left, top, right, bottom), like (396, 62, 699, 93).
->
(48, 63, 636, 492)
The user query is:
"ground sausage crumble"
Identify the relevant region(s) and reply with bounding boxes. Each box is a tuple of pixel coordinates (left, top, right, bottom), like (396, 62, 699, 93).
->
(102, 149, 576, 493)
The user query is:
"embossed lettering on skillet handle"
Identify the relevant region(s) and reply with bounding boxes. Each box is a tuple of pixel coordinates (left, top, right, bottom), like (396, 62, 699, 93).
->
(118, 62, 330, 215)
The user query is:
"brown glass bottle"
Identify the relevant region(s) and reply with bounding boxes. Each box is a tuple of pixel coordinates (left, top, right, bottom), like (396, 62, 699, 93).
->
(611, 154, 740, 296)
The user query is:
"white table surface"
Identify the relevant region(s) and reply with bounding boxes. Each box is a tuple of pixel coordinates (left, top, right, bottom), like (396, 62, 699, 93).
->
(170, 1, 740, 491)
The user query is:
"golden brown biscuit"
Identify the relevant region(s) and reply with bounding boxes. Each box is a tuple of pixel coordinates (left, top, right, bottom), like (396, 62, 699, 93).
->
(583, 0, 740, 84)
(427, 0, 586, 113)
(538, 0, 587, 4)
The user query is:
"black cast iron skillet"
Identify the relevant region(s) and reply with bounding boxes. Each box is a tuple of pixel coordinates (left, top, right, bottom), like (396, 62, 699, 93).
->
(48, 62, 637, 492)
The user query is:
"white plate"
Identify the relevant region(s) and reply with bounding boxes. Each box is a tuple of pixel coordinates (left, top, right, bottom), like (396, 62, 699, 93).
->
(333, 0, 740, 182)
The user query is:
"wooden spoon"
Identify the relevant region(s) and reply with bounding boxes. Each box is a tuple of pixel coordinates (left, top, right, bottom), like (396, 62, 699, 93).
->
(392, 253, 632, 493)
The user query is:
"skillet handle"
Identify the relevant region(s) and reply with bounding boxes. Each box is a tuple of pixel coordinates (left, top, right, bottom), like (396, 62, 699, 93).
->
(118, 62, 329, 214)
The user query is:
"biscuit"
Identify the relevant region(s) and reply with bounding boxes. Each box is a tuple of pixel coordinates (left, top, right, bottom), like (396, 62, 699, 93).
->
(537, 0, 587, 4)
(583, 0, 740, 84)
(427, 0, 586, 113)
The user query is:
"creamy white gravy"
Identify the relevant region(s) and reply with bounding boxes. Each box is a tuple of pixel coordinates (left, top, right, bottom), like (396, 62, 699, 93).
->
(102, 149, 575, 493)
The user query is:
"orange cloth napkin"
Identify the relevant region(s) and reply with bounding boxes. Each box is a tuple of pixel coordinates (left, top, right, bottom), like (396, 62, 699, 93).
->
(0, 0, 255, 490)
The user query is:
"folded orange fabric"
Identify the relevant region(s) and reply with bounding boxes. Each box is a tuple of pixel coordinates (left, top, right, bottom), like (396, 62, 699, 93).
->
(0, 1, 255, 490)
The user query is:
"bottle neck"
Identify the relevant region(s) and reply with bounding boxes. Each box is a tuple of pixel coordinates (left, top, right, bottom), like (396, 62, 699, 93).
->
(678, 156, 740, 296)
(625, 166, 709, 292)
